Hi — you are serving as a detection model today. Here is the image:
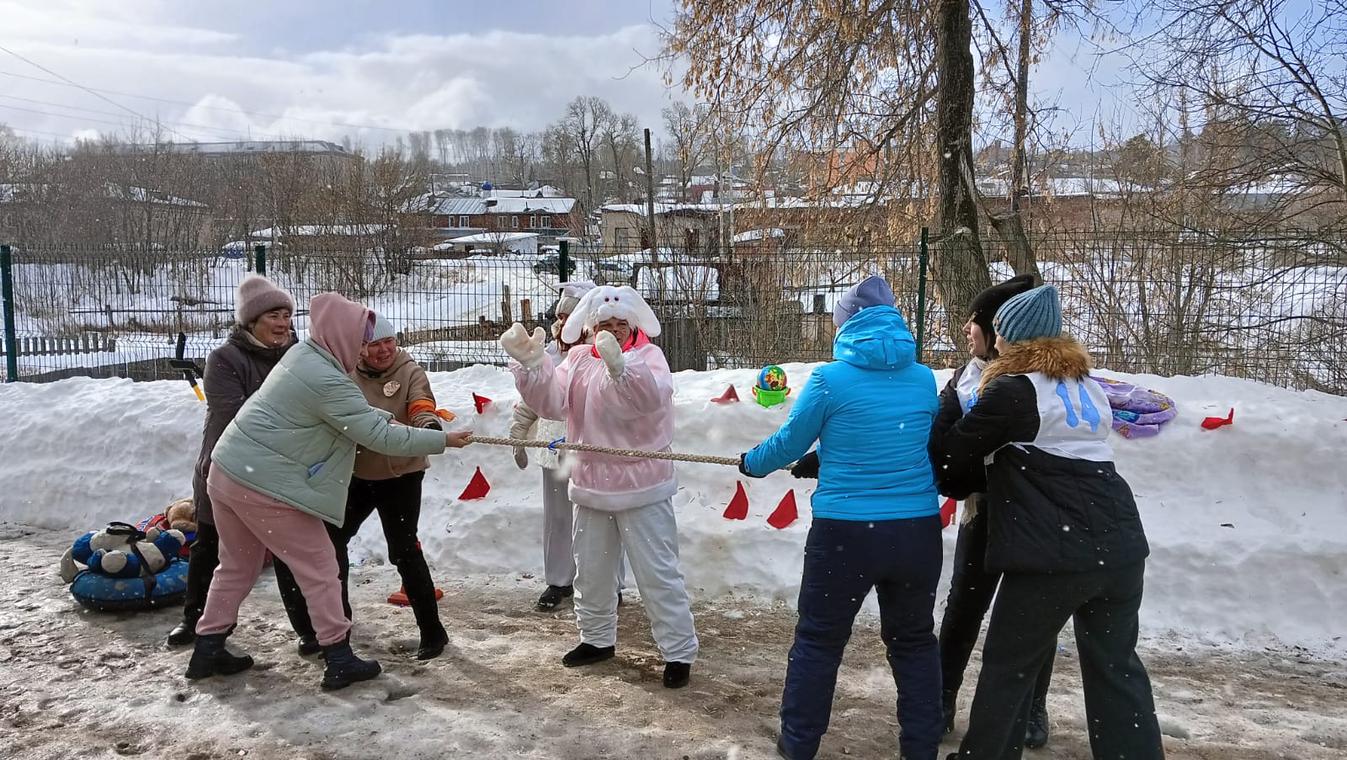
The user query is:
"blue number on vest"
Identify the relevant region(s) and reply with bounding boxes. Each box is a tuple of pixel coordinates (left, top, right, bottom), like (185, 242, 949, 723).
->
(1078, 384, 1102, 433)
(1054, 380, 1102, 433)
(963, 390, 978, 413)
(1054, 381, 1080, 428)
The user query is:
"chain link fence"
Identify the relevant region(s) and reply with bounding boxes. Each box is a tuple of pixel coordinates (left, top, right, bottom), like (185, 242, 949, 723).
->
(2, 230, 1343, 394)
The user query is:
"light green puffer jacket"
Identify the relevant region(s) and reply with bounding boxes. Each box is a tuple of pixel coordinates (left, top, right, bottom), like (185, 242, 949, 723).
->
(210, 337, 447, 526)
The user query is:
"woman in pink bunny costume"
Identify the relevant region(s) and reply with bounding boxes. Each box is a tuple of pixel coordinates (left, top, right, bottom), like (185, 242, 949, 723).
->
(500, 285, 698, 689)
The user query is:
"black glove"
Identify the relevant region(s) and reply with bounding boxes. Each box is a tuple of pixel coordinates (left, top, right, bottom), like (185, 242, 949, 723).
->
(737, 453, 765, 479)
(424, 420, 443, 431)
(789, 450, 820, 479)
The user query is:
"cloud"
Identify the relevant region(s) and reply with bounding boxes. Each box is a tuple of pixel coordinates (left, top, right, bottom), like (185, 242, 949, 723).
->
(1, 0, 238, 49)
(0, 3, 685, 146)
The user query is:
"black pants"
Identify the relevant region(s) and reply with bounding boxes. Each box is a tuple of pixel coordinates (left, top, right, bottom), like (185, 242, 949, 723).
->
(955, 561, 1163, 760)
(182, 521, 314, 638)
(780, 516, 944, 760)
(939, 510, 1055, 703)
(289, 471, 445, 642)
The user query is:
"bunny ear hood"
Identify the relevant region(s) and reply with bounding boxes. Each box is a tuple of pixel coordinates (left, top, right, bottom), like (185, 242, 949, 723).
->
(554, 280, 597, 315)
(560, 285, 662, 344)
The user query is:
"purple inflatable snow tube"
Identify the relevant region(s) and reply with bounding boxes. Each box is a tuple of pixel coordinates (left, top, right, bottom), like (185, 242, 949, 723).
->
(1090, 375, 1178, 438)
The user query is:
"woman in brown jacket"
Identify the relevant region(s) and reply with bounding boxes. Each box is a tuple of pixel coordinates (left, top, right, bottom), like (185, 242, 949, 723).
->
(289, 315, 451, 660)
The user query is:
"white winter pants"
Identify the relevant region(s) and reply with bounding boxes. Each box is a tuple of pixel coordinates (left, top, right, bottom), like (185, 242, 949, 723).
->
(572, 499, 698, 663)
(541, 468, 577, 587)
(542, 467, 626, 589)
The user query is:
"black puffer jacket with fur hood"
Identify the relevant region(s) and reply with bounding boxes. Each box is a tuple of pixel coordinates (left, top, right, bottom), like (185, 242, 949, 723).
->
(932, 336, 1150, 575)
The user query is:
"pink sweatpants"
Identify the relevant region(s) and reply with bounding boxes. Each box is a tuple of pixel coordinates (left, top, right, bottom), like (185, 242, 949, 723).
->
(197, 468, 351, 645)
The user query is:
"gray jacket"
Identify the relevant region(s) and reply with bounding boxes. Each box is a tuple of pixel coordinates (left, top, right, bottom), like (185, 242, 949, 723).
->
(192, 329, 292, 524)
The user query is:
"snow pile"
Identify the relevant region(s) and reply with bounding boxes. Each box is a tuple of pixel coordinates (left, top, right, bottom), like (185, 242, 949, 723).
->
(1, 363, 1344, 653)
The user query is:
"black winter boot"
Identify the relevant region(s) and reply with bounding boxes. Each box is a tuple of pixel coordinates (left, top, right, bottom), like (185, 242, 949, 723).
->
(561, 642, 615, 667)
(536, 584, 573, 611)
(297, 635, 322, 657)
(1025, 696, 1050, 748)
(942, 689, 958, 734)
(662, 661, 691, 689)
(185, 633, 254, 680)
(167, 618, 197, 647)
(320, 641, 382, 690)
(416, 627, 449, 661)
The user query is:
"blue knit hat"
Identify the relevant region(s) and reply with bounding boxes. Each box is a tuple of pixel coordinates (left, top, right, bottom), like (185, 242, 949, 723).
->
(833, 275, 896, 327)
(370, 313, 397, 342)
(994, 284, 1062, 343)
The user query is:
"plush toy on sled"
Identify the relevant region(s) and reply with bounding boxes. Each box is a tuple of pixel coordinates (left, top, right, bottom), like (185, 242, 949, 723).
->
(752, 365, 791, 408)
(58, 522, 189, 612)
(136, 498, 197, 559)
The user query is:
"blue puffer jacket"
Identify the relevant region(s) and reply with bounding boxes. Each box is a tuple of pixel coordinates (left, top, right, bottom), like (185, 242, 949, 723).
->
(743, 305, 939, 521)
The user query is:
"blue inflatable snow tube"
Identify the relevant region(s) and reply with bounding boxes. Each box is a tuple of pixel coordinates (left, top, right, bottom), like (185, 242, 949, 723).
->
(69, 558, 189, 612)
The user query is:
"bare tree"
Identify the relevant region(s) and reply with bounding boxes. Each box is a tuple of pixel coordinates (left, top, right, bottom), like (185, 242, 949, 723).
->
(550, 96, 614, 208)
(667, 0, 997, 345)
(663, 103, 709, 201)
(601, 112, 640, 202)
(494, 128, 540, 187)
(1135, 0, 1347, 221)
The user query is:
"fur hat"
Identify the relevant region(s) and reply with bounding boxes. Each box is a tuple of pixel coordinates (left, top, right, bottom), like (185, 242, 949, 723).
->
(235, 275, 294, 326)
(833, 275, 896, 327)
(995, 284, 1063, 343)
(554, 280, 596, 316)
(969, 274, 1036, 348)
(370, 314, 397, 342)
(560, 285, 660, 344)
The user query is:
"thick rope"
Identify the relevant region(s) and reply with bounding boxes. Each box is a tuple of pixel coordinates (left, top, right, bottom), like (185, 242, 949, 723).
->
(466, 435, 741, 467)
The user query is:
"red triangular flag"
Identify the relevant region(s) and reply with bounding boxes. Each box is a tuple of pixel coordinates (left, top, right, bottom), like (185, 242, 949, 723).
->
(1201, 407, 1235, 430)
(711, 385, 740, 404)
(458, 467, 491, 500)
(723, 481, 750, 520)
(767, 490, 798, 529)
(472, 393, 493, 414)
(940, 498, 958, 529)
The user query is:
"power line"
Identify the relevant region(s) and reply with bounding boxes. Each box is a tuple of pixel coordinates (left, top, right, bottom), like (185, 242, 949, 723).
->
(0, 68, 418, 135)
(1, 124, 76, 143)
(0, 102, 238, 140)
(0, 44, 194, 143)
(0, 93, 278, 141)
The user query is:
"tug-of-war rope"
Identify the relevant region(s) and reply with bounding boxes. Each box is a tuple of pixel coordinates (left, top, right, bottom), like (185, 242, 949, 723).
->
(465, 435, 741, 467)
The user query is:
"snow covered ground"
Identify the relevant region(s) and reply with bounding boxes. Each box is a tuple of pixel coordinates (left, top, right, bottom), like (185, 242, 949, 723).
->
(2, 525, 1346, 760)
(2, 363, 1343, 653)
(0, 364, 1345, 757)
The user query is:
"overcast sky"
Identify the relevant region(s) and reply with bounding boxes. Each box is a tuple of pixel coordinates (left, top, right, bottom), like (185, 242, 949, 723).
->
(1, 0, 1136, 148)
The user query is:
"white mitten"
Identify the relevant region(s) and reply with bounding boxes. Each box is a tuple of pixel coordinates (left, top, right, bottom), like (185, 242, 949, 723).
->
(595, 330, 625, 378)
(499, 323, 547, 369)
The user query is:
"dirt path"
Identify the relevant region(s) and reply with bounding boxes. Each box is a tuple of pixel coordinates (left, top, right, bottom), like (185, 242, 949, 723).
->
(2, 522, 1344, 760)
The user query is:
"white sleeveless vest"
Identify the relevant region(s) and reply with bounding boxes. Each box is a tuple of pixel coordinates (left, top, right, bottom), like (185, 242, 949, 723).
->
(955, 358, 987, 412)
(990, 372, 1114, 464)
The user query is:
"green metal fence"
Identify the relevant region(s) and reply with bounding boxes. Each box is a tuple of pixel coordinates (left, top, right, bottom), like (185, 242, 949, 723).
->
(1, 230, 1343, 394)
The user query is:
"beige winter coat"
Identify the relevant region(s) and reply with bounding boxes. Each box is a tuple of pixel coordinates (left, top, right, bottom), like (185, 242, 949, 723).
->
(351, 349, 442, 481)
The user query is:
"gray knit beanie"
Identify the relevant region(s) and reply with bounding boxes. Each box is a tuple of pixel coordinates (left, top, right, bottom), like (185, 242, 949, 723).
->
(235, 275, 295, 326)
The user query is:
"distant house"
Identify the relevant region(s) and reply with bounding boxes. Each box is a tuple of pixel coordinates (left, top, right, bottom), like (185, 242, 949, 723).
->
(1, 181, 212, 248)
(112, 140, 355, 160)
(248, 224, 388, 250)
(433, 231, 539, 256)
(599, 203, 723, 253)
(474, 185, 565, 199)
(418, 194, 577, 243)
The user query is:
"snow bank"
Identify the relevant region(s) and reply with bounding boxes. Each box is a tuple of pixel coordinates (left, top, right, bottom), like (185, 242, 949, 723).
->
(1, 363, 1344, 654)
